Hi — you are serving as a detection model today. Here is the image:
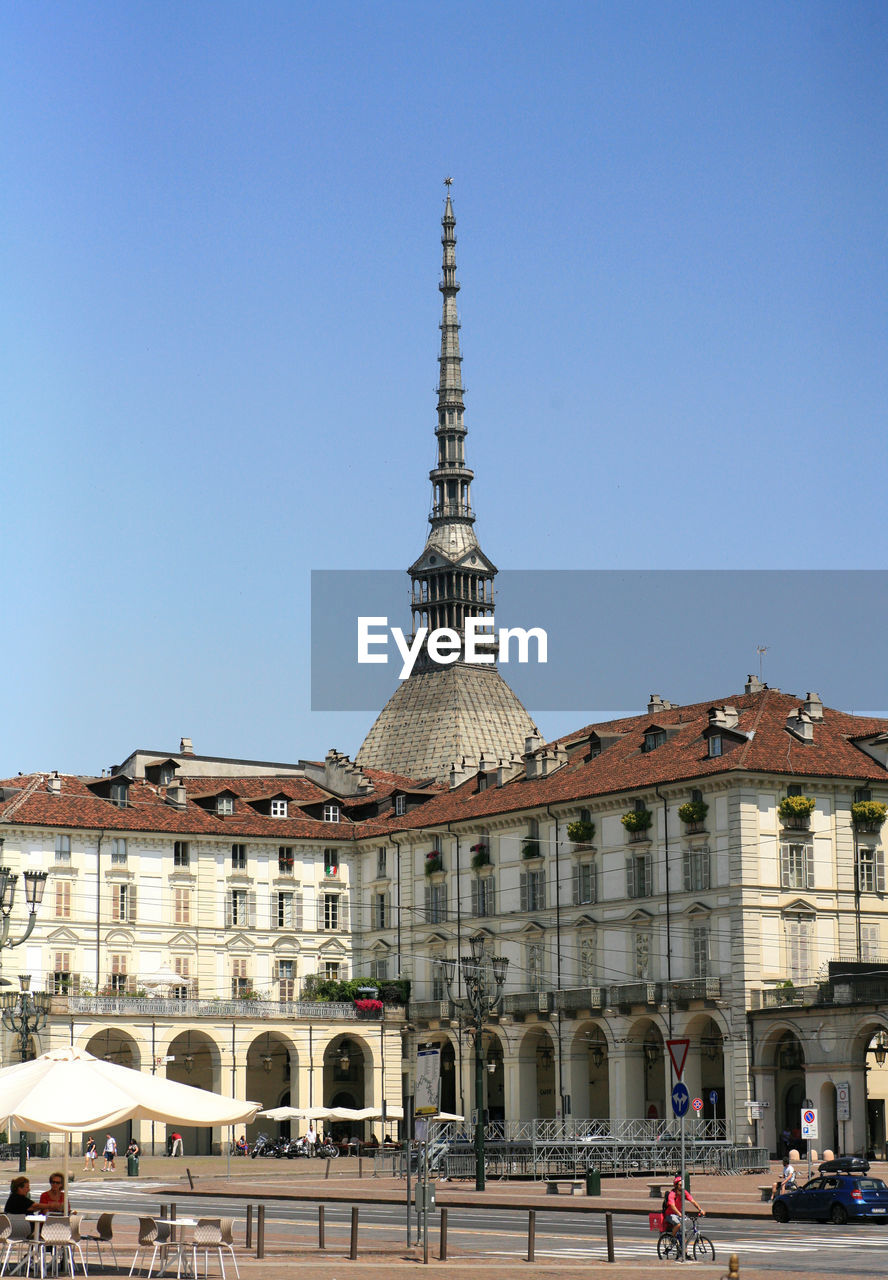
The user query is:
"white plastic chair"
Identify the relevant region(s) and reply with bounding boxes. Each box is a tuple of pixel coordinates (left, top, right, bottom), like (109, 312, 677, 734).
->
(188, 1220, 225, 1279)
(128, 1218, 170, 1278)
(76, 1213, 117, 1271)
(218, 1221, 239, 1279)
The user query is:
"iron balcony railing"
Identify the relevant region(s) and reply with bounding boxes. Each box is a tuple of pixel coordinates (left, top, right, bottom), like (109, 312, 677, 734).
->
(59, 996, 358, 1019)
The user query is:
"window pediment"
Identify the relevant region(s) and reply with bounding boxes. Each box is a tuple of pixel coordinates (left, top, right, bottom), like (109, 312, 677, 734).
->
(627, 908, 653, 923)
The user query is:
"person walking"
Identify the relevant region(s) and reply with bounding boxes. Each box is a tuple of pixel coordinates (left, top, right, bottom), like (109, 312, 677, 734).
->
(170, 1130, 184, 1157)
(102, 1134, 117, 1171)
(305, 1124, 317, 1157)
(83, 1136, 97, 1171)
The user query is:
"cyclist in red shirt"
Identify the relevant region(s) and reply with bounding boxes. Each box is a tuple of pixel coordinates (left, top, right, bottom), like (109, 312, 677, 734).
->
(664, 1175, 705, 1252)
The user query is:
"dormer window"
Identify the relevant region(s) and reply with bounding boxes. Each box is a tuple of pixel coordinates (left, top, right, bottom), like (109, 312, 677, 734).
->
(159, 765, 174, 786)
(217, 796, 235, 816)
(394, 794, 407, 816)
(642, 729, 666, 753)
(708, 735, 722, 758)
(323, 804, 340, 823)
(110, 780, 129, 808)
(270, 799, 288, 818)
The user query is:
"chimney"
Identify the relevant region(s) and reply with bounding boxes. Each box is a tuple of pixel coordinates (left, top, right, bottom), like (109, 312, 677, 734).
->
(709, 705, 739, 731)
(449, 758, 469, 790)
(648, 694, 664, 715)
(47, 771, 61, 796)
(497, 754, 523, 787)
(786, 709, 814, 742)
(804, 692, 824, 721)
(744, 674, 764, 694)
(166, 780, 188, 809)
(179, 737, 194, 755)
(524, 733, 542, 757)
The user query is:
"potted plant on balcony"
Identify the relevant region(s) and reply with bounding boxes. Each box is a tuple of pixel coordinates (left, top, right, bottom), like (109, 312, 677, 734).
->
(851, 800, 887, 833)
(470, 841, 491, 869)
(567, 819, 595, 846)
(521, 837, 542, 859)
(354, 997, 384, 1019)
(778, 795, 815, 829)
(621, 808, 652, 838)
(677, 799, 708, 831)
(425, 851, 444, 875)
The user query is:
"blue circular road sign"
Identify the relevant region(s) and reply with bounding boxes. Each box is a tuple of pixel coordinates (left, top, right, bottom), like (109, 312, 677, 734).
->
(671, 1082, 690, 1117)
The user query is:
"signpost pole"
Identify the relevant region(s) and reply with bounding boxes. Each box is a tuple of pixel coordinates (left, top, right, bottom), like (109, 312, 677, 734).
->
(680, 1112, 686, 1264)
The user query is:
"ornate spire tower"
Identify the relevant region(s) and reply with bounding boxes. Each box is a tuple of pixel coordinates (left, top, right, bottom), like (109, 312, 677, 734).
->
(357, 186, 537, 782)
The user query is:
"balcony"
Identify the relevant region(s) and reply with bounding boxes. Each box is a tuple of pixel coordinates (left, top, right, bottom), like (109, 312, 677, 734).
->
(409, 999, 453, 1023)
(669, 977, 721, 1006)
(502, 991, 550, 1017)
(57, 995, 359, 1020)
(610, 982, 660, 1009)
(553, 986, 605, 1013)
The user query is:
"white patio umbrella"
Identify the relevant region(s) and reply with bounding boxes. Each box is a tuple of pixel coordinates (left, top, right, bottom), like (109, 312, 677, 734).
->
(142, 963, 192, 995)
(349, 1104, 405, 1121)
(258, 1105, 335, 1122)
(0, 1046, 260, 1210)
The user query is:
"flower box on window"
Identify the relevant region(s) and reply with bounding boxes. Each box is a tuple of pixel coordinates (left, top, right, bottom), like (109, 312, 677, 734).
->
(521, 837, 542, 860)
(677, 800, 708, 832)
(470, 843, 491, 869)
(851, 800, 887, 833)
(621, 808, 652, 840)
(567, 819, 595, 846)
(778, 795, 815, 830)
(424, 853, 444, 876)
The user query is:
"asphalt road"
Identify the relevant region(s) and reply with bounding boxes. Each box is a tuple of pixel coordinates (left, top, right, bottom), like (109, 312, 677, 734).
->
(69, 1180, 888, 1275)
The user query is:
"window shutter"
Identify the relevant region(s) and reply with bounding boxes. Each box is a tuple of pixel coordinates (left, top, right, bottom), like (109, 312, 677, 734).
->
(247, 890, 257, 928)
(682, 851, 691, 892)
(877, 850, 886, 894)
(519, 872, 528, 912)
(128, 886, 137, 923)
(805, 844, 814, 890)
(340, 895, 349, 931)
(572, 865, 580, 905)
(294, 891, 303, 929)
(316, 897, 325, 931)
(385, 891, 391, 925)
(471, 879, 479, 916)
(626, 857, 636, 898)
(780, 844, 791, 888)
(224, 894, 233, 929)
(701, 847, 711, 890)
(487, 878, 495, 915)
(424, 884, 432, 922)
(271, 892, 280, 928)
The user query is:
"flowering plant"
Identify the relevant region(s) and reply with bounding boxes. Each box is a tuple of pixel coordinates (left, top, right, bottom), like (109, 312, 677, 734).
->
(354, 998, 383, 1013)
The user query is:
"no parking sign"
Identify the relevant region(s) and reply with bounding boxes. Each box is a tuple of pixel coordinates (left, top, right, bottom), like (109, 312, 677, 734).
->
(692, 1097, 703, 1112)
(801, 1108, 818, 1140)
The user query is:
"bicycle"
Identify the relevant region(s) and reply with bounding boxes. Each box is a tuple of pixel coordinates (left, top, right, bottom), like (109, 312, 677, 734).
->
(657, 1212, 715, 1262)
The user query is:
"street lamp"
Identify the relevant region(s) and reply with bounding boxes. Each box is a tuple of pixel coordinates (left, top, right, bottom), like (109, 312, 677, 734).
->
(440, 936, 508, 1191)
(0, 854, 48, 955)
(0, 974, 52, 1172)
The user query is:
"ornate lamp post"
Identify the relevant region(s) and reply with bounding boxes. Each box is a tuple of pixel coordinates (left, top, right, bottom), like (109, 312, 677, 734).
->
(0, 859, 48, 955)
(1, 973, 52, 1172)
(440, 936, 508, 1191)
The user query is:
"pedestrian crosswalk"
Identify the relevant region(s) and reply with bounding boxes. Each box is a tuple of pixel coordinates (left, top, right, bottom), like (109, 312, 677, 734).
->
(484, 1226, 888, 1261)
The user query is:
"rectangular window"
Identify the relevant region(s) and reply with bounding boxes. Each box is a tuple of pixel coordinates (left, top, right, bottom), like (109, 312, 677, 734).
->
(54, 834, 71, 864)
(323, 804, 340, 823)
(173, 887, 191, 925)
(54, 880, 71, 918)
(425, 882, 447, 924)
(278, 846, 294, 873)
(110, 781, 128, 807)
(471, 876, 495, 917)
(276, 892, 294, 929)
(173, 841, 190, 867)
(786, 917, 813, 983)
(626, 853, 652, 898)
(373, 892, 388, 930)
(110, 953, 128, 993)
(394, 795, 406, 816)
(217, 795, 234, 815)
(324, 894, 340, 930)
(227, 888, 255, 928)
(173, 956, 191, 999)
(575, 862, 597, 905)
(231, 844, 247, 870)
(371, 956, 389, 981)
(708, 735, 723, 758)
(692, 925, 710, 978)
(683, 846, 711, 892)
(323, 960, 340, 981)
(635, 932, 650, 980)
(111, 883, 135, 922)
(325, 848, 340, 876)
(376, 847, 387, 878)
(231, 957, 250, 998)
(277, 958, 296, 1001)
(857, 846, 886, 894)
(780, 842, 813, 890)
(520, 869, 546, 912)
(855, 788, 873, 804)
(270, 798, 288, 818)
(53, 951, 75, 995)
(431, 964, 445, 1000)
(862, 924, 880, 961)
(111, 838, 128, 864)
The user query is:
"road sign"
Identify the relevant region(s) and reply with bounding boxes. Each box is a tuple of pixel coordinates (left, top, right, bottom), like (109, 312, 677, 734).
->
(671, 1082, 690, 1117)
(709, 1090, 718, 1105)
(836, 1082, 850, 1122)
(666, 1038, 690, 1080)
(801, 1108, 818, 1140)
(415, 1048, 441, 1116)
(692, 1097, 703, 1112)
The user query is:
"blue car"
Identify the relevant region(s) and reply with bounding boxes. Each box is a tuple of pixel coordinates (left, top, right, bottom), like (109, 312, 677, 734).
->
(772, 1173, 888, 1224)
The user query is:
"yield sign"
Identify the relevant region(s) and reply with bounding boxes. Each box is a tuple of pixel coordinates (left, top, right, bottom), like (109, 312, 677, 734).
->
(666, 1038, 690, 1080)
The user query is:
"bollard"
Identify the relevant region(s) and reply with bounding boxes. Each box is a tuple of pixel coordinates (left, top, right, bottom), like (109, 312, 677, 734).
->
(245, 1204, 252, 1250)
(325, 1157, 331, 1180)
(349, 1205, 358, 1260)
(318, 1205, 325, 1250)
(257, 1204, 265, 1260)
(527, 1209, 536, 1262)
(359, 1157, 363, 1179)
(439, 1207, 448, 1261)
(185, 1167, 194, 1190)
(721, 1255, 740, 1280)
(605, 1212, 614, 1263)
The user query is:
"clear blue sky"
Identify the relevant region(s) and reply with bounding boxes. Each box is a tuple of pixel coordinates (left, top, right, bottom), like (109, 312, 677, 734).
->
(2, 1, 885, 777)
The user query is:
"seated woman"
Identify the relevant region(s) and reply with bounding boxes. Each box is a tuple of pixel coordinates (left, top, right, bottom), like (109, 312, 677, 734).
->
(38, 1173, 67, 1214)
(4, 1176, 35, 1214)
(364, 1134, 379, 1150)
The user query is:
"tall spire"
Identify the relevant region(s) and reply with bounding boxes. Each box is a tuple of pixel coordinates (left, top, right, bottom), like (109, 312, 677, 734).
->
(430, 185, 474, 530)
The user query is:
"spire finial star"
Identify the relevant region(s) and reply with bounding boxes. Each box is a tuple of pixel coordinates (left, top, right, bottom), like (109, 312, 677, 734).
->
(444, 176, 453, 188)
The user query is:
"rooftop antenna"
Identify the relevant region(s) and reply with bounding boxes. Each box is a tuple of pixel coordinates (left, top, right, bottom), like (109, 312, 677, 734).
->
(756, 644, 769, 683)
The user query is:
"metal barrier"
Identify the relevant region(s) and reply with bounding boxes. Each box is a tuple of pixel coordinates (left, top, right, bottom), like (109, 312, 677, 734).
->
(439, 1139, 768, 1179)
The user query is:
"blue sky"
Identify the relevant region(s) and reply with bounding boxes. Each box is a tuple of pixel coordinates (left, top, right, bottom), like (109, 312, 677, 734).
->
(2, 1, 886, 777)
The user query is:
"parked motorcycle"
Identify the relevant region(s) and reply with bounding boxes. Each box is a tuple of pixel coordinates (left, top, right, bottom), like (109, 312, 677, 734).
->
(250, 1132, 277, 1158)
